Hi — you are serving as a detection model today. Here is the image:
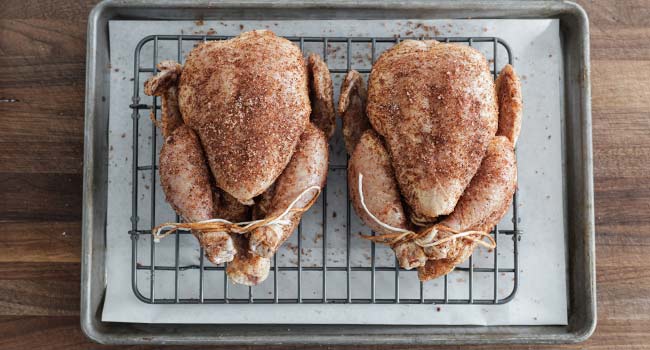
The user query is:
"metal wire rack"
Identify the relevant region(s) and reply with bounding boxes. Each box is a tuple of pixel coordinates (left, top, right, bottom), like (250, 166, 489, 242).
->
(129, 34, 521, 305)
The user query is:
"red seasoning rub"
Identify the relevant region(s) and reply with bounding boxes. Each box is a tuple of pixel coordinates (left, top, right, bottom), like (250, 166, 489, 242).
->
(178, 30, 311, 204)
(367, 40, 498, 221)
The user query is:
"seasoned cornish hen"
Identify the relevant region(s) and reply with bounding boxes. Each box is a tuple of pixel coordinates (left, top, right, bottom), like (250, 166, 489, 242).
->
(145, 30, 334, 285)
(343, 39, 522, 280)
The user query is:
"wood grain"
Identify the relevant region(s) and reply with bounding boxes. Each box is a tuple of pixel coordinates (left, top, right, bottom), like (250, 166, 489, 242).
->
(0, 0, 649, 348)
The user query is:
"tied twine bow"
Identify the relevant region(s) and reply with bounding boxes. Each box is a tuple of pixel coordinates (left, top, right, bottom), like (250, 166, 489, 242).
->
(356, 174, 496, 250)
(152, 186, 321, 242)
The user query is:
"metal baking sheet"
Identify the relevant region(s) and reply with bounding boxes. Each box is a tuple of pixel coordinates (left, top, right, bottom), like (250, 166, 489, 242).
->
(104, 18, 561, 325)
(82, 0, 595, 345)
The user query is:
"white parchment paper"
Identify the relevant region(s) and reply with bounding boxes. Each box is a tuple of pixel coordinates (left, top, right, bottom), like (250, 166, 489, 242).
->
(103, 19, 567, 325)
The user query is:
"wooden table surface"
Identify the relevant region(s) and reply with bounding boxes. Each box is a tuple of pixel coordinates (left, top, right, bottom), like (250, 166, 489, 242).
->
(1, 0, 649, 348)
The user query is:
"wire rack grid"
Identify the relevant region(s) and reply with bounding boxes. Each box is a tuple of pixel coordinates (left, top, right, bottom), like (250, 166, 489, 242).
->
(128, 33, 521, 305)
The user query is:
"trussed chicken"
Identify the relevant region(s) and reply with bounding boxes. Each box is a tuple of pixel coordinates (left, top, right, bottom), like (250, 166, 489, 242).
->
(145, 30, 333, 285)
(342, 39, 522, 279)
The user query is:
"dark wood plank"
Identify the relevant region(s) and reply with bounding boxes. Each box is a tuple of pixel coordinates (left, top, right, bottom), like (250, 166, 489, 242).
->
(0, 221, 80, 263)
(0, 19, 86, 174)
(0, 173, 82, 222)
(580, 0, 650, 61)
(0, 263, 80, 316)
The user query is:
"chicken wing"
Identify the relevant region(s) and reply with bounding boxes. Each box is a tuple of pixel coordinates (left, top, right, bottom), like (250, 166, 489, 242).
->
(495, 64, 523, 145)
(308, 53, 336, 138)
(143, 60, 183, 138)
(339, 70, 370, 154)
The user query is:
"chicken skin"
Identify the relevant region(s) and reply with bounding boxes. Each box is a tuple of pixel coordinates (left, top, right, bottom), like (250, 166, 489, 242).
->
(366, 40, 498, 222)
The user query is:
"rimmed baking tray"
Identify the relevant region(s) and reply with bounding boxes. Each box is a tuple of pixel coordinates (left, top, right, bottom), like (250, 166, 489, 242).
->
(82, 0, 594, 345)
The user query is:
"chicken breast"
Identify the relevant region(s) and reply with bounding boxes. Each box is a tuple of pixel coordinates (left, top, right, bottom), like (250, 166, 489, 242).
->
(367, 40, 498, 220)
(178, 30, 311, 204)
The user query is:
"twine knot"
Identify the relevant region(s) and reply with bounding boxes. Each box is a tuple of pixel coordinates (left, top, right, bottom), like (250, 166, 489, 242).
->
(152, 185, 321, 242)
(356, 173, 496, 250)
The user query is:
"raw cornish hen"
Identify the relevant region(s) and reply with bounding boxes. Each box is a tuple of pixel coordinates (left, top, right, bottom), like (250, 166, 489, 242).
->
(145, 30, 333, 285)
(342, 39, 522, 279)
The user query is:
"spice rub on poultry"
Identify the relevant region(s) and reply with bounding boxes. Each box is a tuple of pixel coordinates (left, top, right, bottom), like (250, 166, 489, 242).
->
(341, 39, 522, 280)
(145, 30, 333, 285)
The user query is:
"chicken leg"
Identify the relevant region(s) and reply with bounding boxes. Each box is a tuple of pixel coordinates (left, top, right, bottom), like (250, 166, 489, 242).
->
(418, 64, 522, 280)
(145, 61, 240, 264)
(248, 123, 329, 258)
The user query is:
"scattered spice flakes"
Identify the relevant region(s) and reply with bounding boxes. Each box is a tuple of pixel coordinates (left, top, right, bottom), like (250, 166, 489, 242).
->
(109, 145, 114, 151)
(120, 133, 126, 138)
(327, 44, 341, 55)
(239, 24, 244, 30)
(411, 24, 442, 36)
(436, 307, 441, 312)
(332, 211, 337, 218)
(405, 30, 413, 36)
(206, 28, 217, 35)
(144, 184, 150, 190)
(482, 27, 489, 32)
(194, 19, 204, 26)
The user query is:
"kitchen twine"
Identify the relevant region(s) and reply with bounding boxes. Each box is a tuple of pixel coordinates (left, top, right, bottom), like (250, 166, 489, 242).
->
(357, 173, 497, 250)
(151, 186, 321, 242)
